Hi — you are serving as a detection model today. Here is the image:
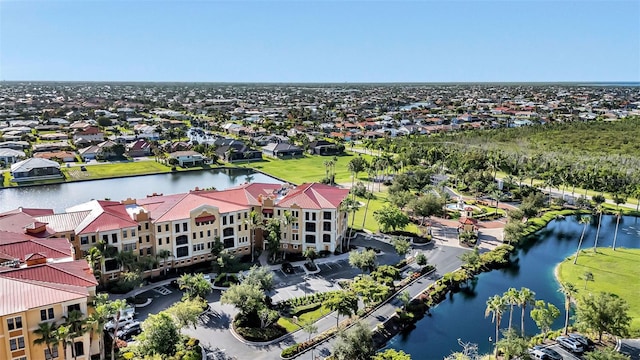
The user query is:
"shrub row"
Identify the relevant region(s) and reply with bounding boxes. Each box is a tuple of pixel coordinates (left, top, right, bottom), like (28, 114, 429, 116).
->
(291, 303, 322, 318)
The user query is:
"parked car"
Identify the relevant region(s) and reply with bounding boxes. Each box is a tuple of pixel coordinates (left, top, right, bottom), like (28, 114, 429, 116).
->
(528, 348, 550, 360)
(116, 321, 142, 340)
(569, 333, 594, 349)
(202, 273, 211, 283)
(104, 314, 136, 332)
(556, 335, 585, 353)
(282, 262, 294, 274)
(529, 345, 562, 360)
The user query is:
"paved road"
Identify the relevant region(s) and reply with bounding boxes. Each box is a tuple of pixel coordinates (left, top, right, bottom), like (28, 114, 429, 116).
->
(183, 238, 468, 360)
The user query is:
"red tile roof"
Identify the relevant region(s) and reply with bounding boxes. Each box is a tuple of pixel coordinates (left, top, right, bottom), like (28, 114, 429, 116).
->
(0, 276, 89, 316)
(0, 231, 73, 261)
(276, 183, 349, 209)
(0, 260, 97, 287)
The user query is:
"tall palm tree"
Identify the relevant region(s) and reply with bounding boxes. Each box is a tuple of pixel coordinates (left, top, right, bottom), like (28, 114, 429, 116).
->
(485, 295, 506, 357)
(34, 321, 59, 360)
(63, 310, 86, 360)
(503, 288, 519, 330)
(573, 216, 591, 265)
(88, 294, 111, 360)
(114, 250, 137, 272)
(156, 249, 172, 276)
(244, 210, 264, 262)
(55, 325, 73, 360)
(85, 247, 103, 283)
(593, 206, 603, 253)
(558, 282, 577, 335)
(109, 300, 128, 360)
(612, 209, 622, 251)
(339, 198, 360, 251)
(516, 287, 536, 337)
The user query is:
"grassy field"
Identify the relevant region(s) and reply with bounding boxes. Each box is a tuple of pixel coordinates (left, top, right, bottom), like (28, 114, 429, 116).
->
(557, 248, 640, 333)
(63, 161, 173, 181)
(247, 152, 374, 185)
(277, 304, 333, 333)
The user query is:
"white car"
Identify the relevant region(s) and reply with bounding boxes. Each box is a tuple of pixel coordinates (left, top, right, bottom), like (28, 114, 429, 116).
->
(104, 314, 136, 332)
(202, 273, 211, 283)
(556, 335, 585, 353)
(569, 333, 593, 349)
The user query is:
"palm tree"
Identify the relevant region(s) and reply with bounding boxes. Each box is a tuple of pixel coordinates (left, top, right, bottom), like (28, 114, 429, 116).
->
(491, 190, 502, 215)
(558, 282, 577, 335)
(593, 206, 603, 253)
(156, 249, 172, 276)
(55, 325, 73, 360)
(244, 210, 264, 262)
(485, 295, 506, 357)
(326, 291, 359, 329)
(503, 288, 519, 330)
(34, 321, 59, 360)
(573, 216, 590, 264)
(85, 247, 102, 283)
(340, 197, 360, 250)
(63, 310, 86, 360)
(109, 300, 128, 360)
(516, 287, 536, 336)
(114, 250, 137, 272)
(612, 209, 622, 251)
(87, 294, 111, 360)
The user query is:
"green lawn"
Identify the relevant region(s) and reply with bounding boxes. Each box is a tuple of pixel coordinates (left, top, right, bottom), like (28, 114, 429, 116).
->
(277, 304, 333, 333)
(63, 161, 173, 181)
(247, 152, 374, 185)
(557, 248, 640, 332)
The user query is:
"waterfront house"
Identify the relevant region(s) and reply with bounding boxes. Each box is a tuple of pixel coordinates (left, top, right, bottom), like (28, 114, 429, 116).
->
(10, 158, 63, 182)
(168, 150, 205, 167)
(261, 142, 303, 159)
(308, 140, 342, 156)
(127, 139, 152, 158)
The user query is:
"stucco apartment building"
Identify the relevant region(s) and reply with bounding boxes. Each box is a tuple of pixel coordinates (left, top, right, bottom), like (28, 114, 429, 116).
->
(0, 226, 99, 360)
(0, 183, 350, 283)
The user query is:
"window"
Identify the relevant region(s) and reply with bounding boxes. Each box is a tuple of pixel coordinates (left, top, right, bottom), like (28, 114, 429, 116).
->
(74, 341, 85, 356)
(323, 222, 331, 231)
(44, 345, 59, 360)
(237, 213, 241, 220)
(214, 229, 218, 237)
(199, 231, 203, 238)
(176, 246, 189, 258)
(14, 357, 27, 360)
(7, 317, 22, 330)
(323, 234, 331, 243)
(229, 216, 234, 224)
(292, 234, 299, 241)
(312, 213, 317, 221)
(176, 235, 188, 246)
(40, 308, 54, 321)
(244, 212, 248, 219)
(80, 236, 89, 245)
(158, 238, 162, 246)
(182, 222, 187, 232)
(305, 222, 316, 232)
(138, 237, 142, 244)
(223, 228, 234, 237)
(277, 210, 281, 216)
(175, 223, 180, 233)
(10, 337, 25, 350)
(305, 235, 316, 244)
(192, 232, 196, 240)
(131, 229, 136, 237)
(102, 234, 108, 242)
(193, 243, 204, 252)
(145, 235, 150, 243)
(111, 233, 118, 244)
(305, 212, 309, 221)
(67, 304, 81, 314)
(157, 225, 162, 232)
(123, 243, 136, 252)
(138, 225, 141, 231)
(9, 337, 25, 351)
(291, 210, 299, 218)
(222, 216, 227, 226)
(238, 225, 241, 232)
(324, 211, 332, 220)
(146, 248, 152, 255)
(145, 222, 149, 230)
(207, 230, 211, 237)
(139, 249, 144, 256)
(292, 222, 299, 230)
(91, 235, 96, 244)
(223, 238, 234, 248)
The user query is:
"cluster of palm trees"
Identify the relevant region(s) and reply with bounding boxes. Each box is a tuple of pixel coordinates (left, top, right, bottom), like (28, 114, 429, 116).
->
(323, 156, 339, 185)
(34, 294, 127, 360)
(484, 287, 536, 356)
(243, 209, 296, 263)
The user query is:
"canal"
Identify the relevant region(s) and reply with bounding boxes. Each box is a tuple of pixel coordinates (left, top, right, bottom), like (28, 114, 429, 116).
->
(391, 214, 640, 359)
(0, 168, 283, 213)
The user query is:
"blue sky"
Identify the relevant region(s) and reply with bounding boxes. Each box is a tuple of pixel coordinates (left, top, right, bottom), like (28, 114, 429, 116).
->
(1, 1, 639, 82)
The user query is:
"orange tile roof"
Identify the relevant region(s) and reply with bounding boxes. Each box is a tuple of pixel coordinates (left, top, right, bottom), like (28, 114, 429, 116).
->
(0, 231, 72, 261)
(276, 183, 349, 209)
(0, 276, 89, 316)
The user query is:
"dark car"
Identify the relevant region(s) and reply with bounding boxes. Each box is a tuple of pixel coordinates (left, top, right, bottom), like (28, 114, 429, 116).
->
(282, 262, 294, 274)
(80, 166, 87, 171)
(116, 322, 141, 341)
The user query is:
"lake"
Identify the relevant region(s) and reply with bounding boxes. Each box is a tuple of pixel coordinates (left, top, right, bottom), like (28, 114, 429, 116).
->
(390, 214, 640, 359)
(0, 168, 283, 213)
